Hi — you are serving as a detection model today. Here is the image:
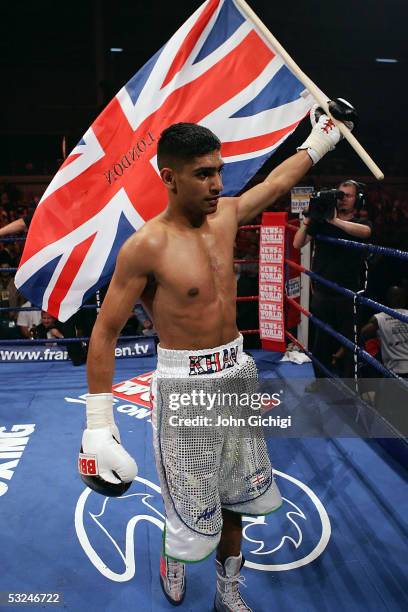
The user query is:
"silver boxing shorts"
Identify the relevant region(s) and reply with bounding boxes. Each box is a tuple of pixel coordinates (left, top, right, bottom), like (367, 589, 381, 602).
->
(151, 334, 282, 562)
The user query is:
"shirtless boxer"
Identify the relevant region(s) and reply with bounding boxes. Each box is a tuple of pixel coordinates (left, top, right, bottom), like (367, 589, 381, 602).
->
(81, 109, 348, 611)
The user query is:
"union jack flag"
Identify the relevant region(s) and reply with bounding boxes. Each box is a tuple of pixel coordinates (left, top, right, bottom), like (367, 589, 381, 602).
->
(15, 0, 313, 321)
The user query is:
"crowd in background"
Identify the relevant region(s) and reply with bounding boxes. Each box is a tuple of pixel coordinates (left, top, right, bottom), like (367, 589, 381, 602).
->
(0, 178, 407, 373)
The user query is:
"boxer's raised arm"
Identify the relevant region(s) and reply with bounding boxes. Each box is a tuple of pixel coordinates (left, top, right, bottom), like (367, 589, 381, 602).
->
(236, 150, 312, 224)
(236, 105, 352, 225)
(87, 235, 153, 393)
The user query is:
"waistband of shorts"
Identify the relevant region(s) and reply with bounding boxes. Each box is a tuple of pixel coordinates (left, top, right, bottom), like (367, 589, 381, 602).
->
(156, 334, 243, 376)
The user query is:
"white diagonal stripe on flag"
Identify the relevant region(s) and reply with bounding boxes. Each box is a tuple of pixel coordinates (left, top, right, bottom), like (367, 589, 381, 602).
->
(39, 128, 105, 205)
(118, 17, 251, 130)
(57, 190, 145, 320)
(16, 191, 144, 289)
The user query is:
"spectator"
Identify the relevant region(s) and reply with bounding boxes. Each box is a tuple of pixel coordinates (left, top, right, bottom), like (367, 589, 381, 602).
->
(33, 311, 64, 340)
(0, 262, 21, 339)
(141, 318, 156, 336)
(33, 311, 86, 366)
(0, 210, 34, 238)
(0, 244, 13, 266)
(293, 180, 372, 387)
(0, 217, 28, 238)
(134, 302, 150, 327)
(17, 302, 42, 338)
(361, 286, 408, 377)
(360, 286, 408, 432)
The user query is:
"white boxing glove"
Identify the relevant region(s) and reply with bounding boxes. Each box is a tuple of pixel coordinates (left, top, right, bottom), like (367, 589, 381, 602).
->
(298, 107, 341, 164)
(78, 393, 137, 496)
(298, 99, 355, 165)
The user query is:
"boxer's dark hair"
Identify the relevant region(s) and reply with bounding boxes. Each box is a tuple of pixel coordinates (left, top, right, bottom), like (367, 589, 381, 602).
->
(157, 123, 221, 170)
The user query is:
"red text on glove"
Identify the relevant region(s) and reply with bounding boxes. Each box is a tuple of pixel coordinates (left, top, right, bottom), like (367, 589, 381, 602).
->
(322, 119, 335, 133)
(78, 454, 98, 475)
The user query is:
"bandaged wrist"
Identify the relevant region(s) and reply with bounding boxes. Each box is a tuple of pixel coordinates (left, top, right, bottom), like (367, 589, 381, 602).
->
(297, 113, 341, 165)
(86, 393, 114, 430)
(297, 131, 335, 165)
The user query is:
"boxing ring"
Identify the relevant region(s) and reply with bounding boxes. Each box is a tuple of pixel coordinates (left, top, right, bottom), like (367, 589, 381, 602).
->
(0, 224, 407, 611)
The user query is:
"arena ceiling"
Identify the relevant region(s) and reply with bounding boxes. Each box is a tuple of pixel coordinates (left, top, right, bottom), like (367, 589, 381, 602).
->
(1, 0, 407, 176)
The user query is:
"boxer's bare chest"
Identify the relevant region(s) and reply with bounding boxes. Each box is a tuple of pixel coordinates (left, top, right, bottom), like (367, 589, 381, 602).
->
(153, 219, 236, 303)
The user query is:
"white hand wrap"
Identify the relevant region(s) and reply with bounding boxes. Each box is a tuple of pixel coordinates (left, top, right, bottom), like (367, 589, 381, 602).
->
(86, 392, 114, 429)
(298, 109, 341, 165)
(81, 393, 137, 484)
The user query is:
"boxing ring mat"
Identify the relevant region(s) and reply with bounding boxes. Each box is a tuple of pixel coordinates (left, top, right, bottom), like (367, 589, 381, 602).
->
(0, 353, 406, 612)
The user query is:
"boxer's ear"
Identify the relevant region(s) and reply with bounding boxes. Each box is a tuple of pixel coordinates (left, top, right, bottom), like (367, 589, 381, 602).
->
(160, 167, 176, 191)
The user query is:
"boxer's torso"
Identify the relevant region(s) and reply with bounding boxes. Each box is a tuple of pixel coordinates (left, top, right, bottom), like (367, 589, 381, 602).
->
(139, 198, 240, 349)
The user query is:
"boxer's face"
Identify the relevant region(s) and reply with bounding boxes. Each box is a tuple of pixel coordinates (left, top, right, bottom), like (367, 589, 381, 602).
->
(162, 150, 224, 216)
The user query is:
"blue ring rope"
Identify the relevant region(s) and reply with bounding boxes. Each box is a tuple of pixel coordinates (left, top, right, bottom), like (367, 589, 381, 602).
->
(296, 268, 408, 326)
(315, 234, 408, 262)
(0, 334, 155, 346)
(0, 304, 98, 312)
(0, 236, 26, 243)
(307, 313, 402, 380)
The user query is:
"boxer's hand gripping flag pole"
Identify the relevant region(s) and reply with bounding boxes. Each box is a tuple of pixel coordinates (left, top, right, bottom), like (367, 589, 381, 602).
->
(236, 0, 384, 180)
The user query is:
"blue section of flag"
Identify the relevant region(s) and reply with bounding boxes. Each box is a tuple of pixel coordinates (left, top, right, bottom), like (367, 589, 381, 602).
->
(193, 0, 245, 64)
(232, 65, 304, 117)
(124, 46, 164, 105)
(81, 213, 137, 305)
(19, 255, 63, 309)
(221, 150, 277, 196)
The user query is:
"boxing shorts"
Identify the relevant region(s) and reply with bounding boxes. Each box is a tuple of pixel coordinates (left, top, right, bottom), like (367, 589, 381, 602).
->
(151, 334, 282, 562)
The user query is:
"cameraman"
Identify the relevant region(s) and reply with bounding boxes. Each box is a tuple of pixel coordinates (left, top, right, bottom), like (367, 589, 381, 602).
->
(293, 180, 372, 385)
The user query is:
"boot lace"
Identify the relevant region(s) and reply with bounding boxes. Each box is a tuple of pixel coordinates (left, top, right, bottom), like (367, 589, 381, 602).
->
(217, 572, 249, 610)
(167, 558, 185, 589)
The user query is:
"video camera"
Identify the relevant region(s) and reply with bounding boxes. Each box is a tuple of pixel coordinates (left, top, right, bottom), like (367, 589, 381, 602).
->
(303, 189, 345, 222)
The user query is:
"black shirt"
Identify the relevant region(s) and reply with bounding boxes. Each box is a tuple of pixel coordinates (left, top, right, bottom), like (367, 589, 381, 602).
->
(34, 321, 64, 339)
(23, 211, 34, 229)
(307, 216, 372, 293)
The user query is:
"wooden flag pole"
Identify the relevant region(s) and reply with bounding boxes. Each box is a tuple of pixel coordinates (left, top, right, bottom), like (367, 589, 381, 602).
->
(235, 0, 384, 180)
